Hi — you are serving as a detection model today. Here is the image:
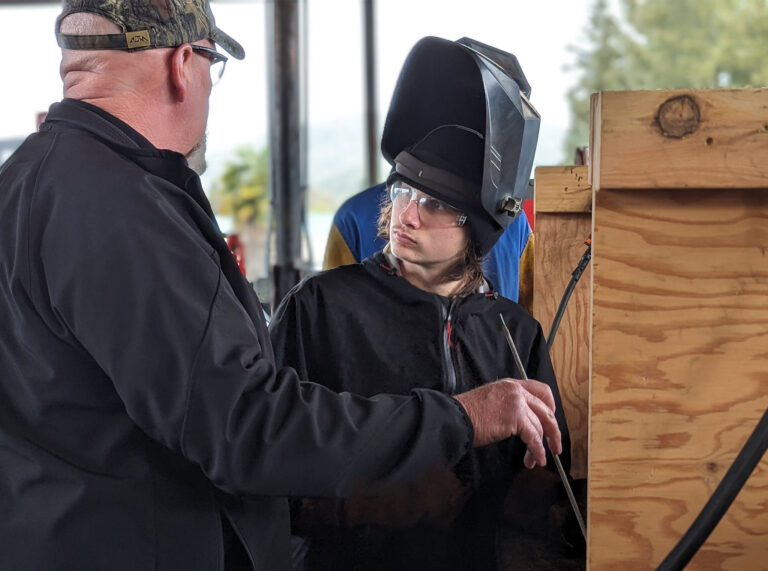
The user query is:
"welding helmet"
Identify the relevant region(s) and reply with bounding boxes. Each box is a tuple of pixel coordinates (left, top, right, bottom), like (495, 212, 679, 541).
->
(382, 36, 539, 255)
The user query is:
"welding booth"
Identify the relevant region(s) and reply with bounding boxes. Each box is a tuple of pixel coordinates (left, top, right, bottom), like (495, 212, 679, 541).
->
(2, 0, 765, 568)
(268, 4, 768, 565)
(277, 4, 768, 558)
(534, 88, 768, 570)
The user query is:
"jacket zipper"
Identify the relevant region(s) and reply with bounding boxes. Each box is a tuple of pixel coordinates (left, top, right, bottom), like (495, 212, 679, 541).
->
(441, 300, 458, 393)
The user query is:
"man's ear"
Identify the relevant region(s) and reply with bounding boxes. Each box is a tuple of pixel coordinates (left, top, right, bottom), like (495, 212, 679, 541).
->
(168, 44, 194, 102)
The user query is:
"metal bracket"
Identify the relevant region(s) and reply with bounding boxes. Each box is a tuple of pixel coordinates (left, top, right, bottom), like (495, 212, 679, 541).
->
(500, 195, 522, 217)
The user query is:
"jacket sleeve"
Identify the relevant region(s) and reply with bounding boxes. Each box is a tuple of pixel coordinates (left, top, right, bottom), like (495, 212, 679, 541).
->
(34, 165, 472, 499)
(271, 277, 474, 531)
(269, 282, 312, 381)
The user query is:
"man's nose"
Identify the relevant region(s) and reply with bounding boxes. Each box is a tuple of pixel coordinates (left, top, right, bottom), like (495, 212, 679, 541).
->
(398, 198, 421, 227)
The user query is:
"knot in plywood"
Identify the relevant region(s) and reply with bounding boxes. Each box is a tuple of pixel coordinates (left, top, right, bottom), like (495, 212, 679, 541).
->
(655, 94, 701, 138)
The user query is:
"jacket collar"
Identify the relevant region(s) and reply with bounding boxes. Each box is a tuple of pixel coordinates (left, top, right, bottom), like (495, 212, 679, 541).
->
(42, 99, 212, 221)
(43, 98, 156, 150)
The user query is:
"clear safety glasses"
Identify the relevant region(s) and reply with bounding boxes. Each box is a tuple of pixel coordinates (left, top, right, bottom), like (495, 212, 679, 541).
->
(191, 45, 228, 86)
(389, 181, 467, 228)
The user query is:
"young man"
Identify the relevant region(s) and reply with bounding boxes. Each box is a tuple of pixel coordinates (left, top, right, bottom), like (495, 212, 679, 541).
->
(271, 37, 571, 570)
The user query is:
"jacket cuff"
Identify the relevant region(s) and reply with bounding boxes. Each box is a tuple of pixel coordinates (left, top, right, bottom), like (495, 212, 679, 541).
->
(411, 388, 473, 465)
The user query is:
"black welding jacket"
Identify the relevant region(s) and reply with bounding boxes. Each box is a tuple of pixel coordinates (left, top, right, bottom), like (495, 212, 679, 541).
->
(270, 254, 571, 570)
(0, 99, 472, 571)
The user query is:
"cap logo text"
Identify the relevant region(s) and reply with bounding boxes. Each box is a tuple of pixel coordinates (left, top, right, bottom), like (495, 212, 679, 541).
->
(125, 31, 151, 49)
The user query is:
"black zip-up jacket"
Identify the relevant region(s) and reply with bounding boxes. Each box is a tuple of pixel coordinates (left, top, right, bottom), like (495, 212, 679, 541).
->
(270, 254, 572, 570)
(0, 99, 472, 571)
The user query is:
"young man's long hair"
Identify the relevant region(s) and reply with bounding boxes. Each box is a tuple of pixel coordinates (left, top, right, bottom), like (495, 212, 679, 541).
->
(377, 190, 485, 297)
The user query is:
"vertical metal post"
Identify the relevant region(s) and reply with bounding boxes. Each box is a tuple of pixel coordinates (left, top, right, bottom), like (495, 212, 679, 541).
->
(299, 0, 313, 269)
(363, 0, 379, 187)
(268, 0, 303, 309)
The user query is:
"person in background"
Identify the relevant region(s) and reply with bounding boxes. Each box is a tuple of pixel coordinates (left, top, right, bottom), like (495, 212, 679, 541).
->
(271, 36, 572, 571)
(0, 3, 563, 570)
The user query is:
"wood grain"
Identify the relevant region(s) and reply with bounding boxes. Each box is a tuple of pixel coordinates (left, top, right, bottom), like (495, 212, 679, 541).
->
(534, 167, 592, 480)
(589, 188, 768, 570)
(590, 88, 768, 190)
(534, 166, 592, 213)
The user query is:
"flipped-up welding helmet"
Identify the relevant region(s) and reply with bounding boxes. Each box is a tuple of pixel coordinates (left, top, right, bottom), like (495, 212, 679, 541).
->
(382, 36, 540, 255)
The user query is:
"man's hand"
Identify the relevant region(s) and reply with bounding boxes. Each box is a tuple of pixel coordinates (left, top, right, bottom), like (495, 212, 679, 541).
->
(454, 378, 562, 469)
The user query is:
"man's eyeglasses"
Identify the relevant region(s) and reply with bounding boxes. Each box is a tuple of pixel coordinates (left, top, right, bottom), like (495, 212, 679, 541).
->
(191, 45, 228, 86)
(389, 181, 467, 228)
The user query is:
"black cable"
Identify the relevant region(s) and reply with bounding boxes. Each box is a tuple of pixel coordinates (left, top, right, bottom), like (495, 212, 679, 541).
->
(657, 406, 768, 571)
(546, 237, 591, 351)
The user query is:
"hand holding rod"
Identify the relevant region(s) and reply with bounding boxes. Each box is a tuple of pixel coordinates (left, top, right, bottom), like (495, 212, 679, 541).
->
(499, 314, 587, 542)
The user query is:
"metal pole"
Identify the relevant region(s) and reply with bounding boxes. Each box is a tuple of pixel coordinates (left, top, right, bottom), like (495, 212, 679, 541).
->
(299, 0, 314, 270)
(363, 0, 379, 187)
(268, 0, 303, 309)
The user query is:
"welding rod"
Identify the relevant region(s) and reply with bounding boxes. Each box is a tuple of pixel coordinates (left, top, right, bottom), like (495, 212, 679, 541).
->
(499, 314, 587, 542)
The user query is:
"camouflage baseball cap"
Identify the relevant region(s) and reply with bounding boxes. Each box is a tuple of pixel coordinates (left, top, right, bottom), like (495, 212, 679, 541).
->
(55, 0, 245, 60)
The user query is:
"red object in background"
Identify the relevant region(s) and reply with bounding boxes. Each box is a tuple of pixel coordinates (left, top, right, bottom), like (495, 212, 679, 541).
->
(226, 234, 247, 276)
(523, 199, 534, 232)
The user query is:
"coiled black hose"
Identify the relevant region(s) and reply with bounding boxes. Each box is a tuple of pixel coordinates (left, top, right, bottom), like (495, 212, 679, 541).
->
(657, 407, 768, 570)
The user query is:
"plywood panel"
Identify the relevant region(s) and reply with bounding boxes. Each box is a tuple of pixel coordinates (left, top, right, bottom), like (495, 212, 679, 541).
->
(589, 188, 768, 570)
(535, 166, 592, 213)
(534, 166, 592, 480)
(590, 88, 768, 191)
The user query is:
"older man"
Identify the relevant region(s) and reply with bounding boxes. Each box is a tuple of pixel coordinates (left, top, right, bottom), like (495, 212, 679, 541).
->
(0, 1, 562, 570)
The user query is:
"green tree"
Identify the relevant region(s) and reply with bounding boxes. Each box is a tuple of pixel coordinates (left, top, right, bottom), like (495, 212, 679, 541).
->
(564, 0, 631, 158)
(564, 0, 768, 161)
(211, 145, 270, 226)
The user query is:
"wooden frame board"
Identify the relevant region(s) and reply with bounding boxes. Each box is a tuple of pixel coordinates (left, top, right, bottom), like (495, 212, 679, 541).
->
(589, 88, 768, 570)
(534, 165, 592, 480)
